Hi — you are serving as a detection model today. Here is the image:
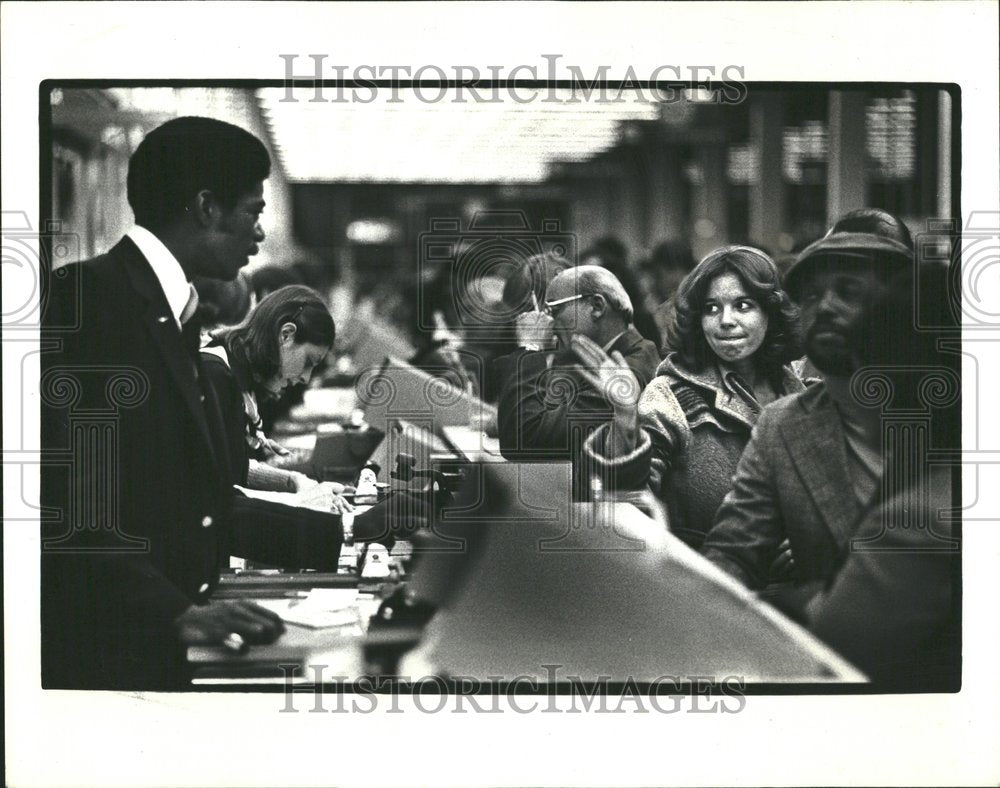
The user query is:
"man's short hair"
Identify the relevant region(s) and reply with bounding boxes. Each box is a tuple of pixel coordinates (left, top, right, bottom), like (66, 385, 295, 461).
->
(127, 116, 271, 229)
(570, 264, 634, 322)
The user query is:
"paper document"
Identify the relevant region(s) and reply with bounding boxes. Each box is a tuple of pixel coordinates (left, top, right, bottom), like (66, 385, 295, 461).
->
(256, 588, 363, 629)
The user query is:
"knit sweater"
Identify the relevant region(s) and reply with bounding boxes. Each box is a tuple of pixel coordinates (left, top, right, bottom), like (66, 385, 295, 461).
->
(583, 353, 804, 548)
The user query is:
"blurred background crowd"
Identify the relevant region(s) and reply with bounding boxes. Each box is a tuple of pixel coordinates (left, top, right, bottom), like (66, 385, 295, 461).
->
(49, 84, 953, 409)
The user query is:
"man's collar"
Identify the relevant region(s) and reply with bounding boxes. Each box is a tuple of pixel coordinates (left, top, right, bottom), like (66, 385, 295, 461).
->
(602, 330, 628, 353)
(127, 225, 190, 328)
(716, 360, 745, 396)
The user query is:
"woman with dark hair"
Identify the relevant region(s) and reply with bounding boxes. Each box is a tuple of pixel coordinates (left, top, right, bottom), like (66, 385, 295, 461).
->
(580, 245, 805, 548)
(201, 284, 342, 501)
(201, 284, 424, 559)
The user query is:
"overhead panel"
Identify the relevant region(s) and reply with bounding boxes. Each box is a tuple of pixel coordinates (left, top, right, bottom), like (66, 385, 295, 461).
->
(257, 87, 661, 184)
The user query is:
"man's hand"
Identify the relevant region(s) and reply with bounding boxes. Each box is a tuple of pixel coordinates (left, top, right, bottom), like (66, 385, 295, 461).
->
(569, 335, 642, 416)
(769, 538, 797, 582)
(514, 310, 555, 349)
(174, 600, 285, 648)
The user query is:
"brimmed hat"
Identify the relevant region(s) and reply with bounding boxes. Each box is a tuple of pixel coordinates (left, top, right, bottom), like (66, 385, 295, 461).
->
(785, 209, 914, 295)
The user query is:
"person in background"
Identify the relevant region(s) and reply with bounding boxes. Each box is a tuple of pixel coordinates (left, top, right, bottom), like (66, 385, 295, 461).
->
(501, 250, 574, 317)
(639, 238, 695, 350)
(580, 246, 804, 548)
(582, 236, 661, 347)
(490, 249, 574, 382)
(496, 264, 660, 500)
(408, 309, 477, 394)
(699, 208, 915, 590)
(250, 263, 305, 302)
(192, 269, 254, 329)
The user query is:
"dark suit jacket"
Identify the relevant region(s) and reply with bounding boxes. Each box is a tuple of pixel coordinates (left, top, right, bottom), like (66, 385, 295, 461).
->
(41, 237, 235, 689)
(495, 327, 660, 499)
(701, 383, 869, 590)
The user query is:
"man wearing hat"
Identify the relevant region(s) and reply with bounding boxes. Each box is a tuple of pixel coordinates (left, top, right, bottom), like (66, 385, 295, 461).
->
(700, 208, 914, 591)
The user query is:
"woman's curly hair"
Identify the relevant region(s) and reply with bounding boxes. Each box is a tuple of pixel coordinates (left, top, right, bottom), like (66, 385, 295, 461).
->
(666, 245, 802, 373)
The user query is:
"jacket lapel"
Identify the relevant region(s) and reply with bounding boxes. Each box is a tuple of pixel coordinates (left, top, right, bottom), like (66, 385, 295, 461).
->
(779, 364, 807, 396)
(711, 384, 758, 429)
(115, 238, 220, 470)
(779, 385, 860, 547)
(667, 359, 758, 429)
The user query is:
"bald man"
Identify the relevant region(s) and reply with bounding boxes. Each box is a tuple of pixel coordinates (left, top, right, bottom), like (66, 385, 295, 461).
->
(495, 265, 660, 500)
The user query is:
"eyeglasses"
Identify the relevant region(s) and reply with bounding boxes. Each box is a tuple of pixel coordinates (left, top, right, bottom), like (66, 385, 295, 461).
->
(543, 293, 593, 317)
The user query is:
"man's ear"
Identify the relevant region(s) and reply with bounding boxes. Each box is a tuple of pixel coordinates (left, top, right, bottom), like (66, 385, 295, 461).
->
(589, 293, 608, 319)
(278, 321, 298, 344)
(190, 189, 220, 228)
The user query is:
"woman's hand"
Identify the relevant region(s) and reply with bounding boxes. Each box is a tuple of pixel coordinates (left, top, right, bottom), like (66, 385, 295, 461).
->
(292, 481, 355, 514)
(329, 492, 356, 515)
(285, 471, 318, 493)
(261, 436, 291, 457)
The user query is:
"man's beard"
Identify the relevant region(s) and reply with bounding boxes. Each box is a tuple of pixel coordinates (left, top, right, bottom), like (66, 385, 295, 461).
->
(805, 322, 857, 376)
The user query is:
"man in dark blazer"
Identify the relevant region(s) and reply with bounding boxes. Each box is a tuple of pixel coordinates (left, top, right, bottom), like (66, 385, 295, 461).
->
(41, 116, 284, 689)
(701, 209, 915, 590)
(495, 265, 660, 499)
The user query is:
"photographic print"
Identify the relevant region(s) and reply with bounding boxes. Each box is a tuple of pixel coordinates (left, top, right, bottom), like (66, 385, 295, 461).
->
(3, 3, 998, 786)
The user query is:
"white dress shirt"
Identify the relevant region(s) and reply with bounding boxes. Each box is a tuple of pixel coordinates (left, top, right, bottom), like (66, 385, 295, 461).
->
(127, 225, 191, 329)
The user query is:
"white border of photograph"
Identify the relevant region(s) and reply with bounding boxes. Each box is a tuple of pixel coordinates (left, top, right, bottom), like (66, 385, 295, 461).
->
(3, 2, 998, 785)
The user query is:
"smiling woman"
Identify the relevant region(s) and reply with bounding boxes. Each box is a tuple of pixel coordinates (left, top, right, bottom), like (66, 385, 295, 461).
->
(584, 246, 805, 549)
